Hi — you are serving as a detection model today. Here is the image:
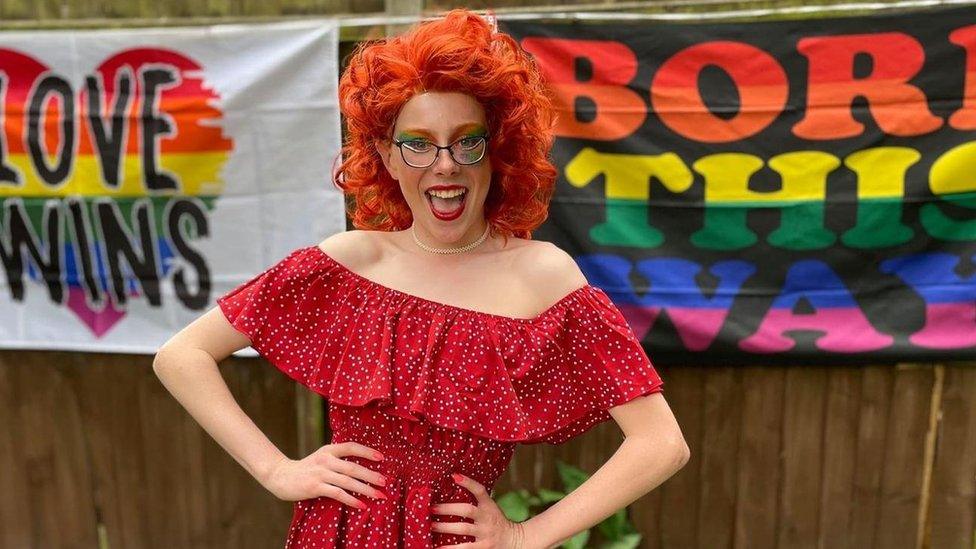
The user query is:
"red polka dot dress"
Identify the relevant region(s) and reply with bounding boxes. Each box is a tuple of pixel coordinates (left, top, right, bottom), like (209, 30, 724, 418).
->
(216, 245, 664, 548)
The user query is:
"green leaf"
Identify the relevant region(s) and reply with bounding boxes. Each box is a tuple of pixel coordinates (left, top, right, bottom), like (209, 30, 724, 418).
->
(495, 491, 530, 522)
(596, 508, 628, 539)
(561, 529, 590, 549)
(555, 461, 590, 493)
(601, 533, 642, 549)
(538, 488, 565, 503)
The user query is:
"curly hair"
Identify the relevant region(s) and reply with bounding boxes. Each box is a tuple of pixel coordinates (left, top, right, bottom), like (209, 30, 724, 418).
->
(334, 9, 558, 242)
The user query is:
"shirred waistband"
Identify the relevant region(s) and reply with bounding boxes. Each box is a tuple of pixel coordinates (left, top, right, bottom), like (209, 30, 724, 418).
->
(328, 404, 516, 487)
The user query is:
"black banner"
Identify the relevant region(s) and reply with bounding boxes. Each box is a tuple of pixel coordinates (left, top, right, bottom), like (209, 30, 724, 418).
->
(503, 6, 976, 364)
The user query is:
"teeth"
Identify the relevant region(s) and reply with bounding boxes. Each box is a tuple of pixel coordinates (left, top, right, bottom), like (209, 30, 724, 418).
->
(427, 188, 466, 199)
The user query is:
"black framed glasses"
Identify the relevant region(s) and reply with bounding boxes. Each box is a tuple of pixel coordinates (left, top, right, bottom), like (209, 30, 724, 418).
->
(391, 134, 489, 168)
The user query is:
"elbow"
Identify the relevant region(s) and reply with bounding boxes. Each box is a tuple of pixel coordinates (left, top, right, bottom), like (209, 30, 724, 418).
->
(153, 343, 220, 378)
(659, 432, 690, 471)
(674, 438, 691, 469)
(152, 347, 168, 375)
(152, 343, 178, 375)
(632, 432, 689, 472)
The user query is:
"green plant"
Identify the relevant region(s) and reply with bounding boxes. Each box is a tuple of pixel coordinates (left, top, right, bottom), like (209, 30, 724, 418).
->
(494, 461, 642, 549)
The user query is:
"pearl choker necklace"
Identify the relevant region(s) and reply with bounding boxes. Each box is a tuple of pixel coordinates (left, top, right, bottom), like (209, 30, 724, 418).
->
(411, 223, 491, 254)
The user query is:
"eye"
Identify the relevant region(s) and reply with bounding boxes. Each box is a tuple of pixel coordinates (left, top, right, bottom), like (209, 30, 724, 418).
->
(457, 136, 483, 150)
(402, 140, 432, 152)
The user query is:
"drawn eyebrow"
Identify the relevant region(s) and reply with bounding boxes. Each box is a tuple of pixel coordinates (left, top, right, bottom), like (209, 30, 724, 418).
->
(395, 130, 431, 140)
(396, 123, 487, 141)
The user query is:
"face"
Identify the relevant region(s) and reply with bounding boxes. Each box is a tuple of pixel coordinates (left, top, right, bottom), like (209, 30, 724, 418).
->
(375, 91, 492, 247)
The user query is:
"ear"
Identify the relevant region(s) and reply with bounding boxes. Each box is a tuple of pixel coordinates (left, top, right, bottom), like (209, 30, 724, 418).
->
(374, 139, 397, 180)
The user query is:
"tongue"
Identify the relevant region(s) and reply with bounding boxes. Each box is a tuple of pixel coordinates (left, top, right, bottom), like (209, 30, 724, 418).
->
(430, 194, 463, 213)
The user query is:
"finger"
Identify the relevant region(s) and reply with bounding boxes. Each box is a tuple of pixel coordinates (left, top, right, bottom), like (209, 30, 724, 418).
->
(320, 483, 366, 509)
(430, 520, 476, 537)
(331, 442, 385, 461)
(431, 503, 477, 518)
(451, 473, 491, 505)
(324, 471, 387, 500)
(332, 458, 388, 487)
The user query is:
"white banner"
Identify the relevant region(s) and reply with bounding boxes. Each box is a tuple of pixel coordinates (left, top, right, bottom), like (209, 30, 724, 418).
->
(0, 20, 345, 354)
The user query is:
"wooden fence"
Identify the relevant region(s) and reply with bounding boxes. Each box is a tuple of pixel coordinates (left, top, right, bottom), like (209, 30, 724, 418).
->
(1, 351, 973, 548)
(1, 1, 973, 548)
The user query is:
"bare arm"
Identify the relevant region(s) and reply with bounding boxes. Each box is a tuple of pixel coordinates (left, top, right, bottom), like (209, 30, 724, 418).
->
(152, 307, 289, 486)
(154, 289, 387, 507)
(520, 392, 690, 548)
(507, 243, 690, 546)
(154, 235, 392, 506)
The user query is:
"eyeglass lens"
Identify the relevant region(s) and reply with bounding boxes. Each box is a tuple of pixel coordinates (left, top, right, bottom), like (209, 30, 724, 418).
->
(400, 136, 486, 167)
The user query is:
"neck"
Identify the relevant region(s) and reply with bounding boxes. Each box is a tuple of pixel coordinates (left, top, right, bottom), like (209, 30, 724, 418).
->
(402, 221, 494, 257)
(414, 222, 489, 249)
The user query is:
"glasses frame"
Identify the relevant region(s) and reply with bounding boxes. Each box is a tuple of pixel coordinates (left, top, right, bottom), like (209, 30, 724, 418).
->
(391, 133, 490, 168)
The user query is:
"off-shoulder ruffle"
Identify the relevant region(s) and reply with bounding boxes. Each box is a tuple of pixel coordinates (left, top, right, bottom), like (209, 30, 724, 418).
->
(217, 245, 664, 445)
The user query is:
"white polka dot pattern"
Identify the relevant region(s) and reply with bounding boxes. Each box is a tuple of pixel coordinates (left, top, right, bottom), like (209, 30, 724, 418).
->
(216, 245, 664, 445)
(215, 245, 665, 547)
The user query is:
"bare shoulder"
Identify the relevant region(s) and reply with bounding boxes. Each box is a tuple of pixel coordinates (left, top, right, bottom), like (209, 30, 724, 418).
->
(316, 230, 382, 271)
(515, 240, 589, 302)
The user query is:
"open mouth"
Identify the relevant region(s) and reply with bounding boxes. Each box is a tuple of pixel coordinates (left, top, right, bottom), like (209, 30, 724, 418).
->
(425, 189, 467, 219)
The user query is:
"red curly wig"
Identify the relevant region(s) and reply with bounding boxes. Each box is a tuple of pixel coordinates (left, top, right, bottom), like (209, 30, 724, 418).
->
(334, 9, 557, 241)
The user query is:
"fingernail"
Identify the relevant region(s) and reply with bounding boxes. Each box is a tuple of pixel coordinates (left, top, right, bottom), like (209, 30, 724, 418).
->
(451, 473, 463, 483)
(374, 452, 384, 460)
(355, 500, 367, 509)
(378, 476, 388, 486)
(375, 490, 387, 499)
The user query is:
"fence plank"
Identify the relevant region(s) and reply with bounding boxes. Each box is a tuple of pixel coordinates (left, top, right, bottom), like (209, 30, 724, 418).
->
(698, 366, 741, 549)
(818, 366, 861, 549)
(0, 354, 33, 547)
(874, 365, 935, 549)
(928, 363, 976, 549)
(69, 354, 155, 549)
(777, 366, 827, 549)
(9, 353, 100, 548)
(658, 365, 703, 549)
(733, 366, 784, 549)
(850, 365, 894, 548)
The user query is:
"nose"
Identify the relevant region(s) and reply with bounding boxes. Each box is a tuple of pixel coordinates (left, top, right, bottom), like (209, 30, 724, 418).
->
(431, 147, 460, 176)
